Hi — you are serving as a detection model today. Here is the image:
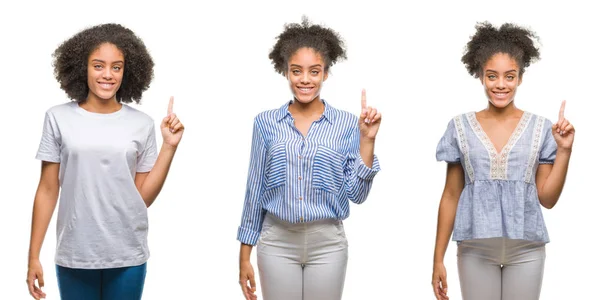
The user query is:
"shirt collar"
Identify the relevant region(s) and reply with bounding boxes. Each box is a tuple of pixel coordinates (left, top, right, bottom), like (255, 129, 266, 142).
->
(276, 99, 334, 124)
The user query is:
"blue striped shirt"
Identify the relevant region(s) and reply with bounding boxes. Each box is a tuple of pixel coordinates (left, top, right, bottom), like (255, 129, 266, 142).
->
(237, 100, 380, 245)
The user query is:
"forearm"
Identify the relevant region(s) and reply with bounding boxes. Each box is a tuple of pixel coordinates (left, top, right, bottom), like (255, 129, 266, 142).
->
(359, 137, 375, 168)
(28, 187, 59, 260)
(139, 143, 177, 207)
(539, 148, 571, 208)
(239, 243, 253, 264)
(434, 198, 458, 264)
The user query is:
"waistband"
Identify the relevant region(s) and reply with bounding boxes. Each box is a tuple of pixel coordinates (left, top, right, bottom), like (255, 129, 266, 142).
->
(264, 213, 342, 233)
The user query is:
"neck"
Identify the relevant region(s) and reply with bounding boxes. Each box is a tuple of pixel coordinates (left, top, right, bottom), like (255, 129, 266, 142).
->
(80, 93, 122, 113)
(484, 101, 520, 119)
(289, 97, 325, 118)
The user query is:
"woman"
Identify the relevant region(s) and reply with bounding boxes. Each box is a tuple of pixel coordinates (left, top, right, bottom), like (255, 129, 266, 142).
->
(26, 23, 184, 300)
(431, 22, 574, 300)
(237, 17, 382, 300)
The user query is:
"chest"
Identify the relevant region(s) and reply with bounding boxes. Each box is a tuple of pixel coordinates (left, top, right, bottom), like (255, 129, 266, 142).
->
(476, 118, 522, 154)
(57, 118, 150, 165)
(457, 112, 544, 181)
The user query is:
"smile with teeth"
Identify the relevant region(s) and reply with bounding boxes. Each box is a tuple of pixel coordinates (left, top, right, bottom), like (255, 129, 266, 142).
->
(298, 86, 314, 93)
(99, 82, 115, 89)
(493, 91, 509, 99)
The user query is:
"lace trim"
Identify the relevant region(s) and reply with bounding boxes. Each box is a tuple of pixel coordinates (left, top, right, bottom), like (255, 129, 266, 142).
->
(467, 111, 531, 180)
(454, 115, 474, 183)
(525, 115, 545, 183)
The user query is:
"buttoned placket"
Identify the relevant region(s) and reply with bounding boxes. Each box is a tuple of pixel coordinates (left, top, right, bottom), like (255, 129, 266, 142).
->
(288, 114, 325, 223)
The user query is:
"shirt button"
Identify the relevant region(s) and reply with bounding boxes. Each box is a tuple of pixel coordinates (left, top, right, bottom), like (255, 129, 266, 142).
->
(299, 196, 303, 200)
(300, 217, 304, 221)
(298, 155, 302, 159)
(298, 176, 302, 180)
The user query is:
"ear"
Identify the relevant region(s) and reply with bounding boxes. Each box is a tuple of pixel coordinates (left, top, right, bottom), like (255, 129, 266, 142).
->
(323, 70, 329, 81)
(518, 74, 523, 86)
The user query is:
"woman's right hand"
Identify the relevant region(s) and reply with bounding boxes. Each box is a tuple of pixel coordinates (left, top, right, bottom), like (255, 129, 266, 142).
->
(432, 262, 449, 300)
(239, 260, 257, 300)
(26, 258, 46, 299)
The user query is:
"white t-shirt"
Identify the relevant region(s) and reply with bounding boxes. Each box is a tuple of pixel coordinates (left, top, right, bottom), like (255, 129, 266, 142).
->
(36, 101, 158, 269)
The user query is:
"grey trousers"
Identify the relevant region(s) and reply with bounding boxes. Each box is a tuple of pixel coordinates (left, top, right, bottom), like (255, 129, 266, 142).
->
(457, 237, 546, 300)
(257, 213, 348, 300)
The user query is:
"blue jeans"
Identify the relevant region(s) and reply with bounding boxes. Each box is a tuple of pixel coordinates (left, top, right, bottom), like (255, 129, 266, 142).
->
(55, 263, 147, 300)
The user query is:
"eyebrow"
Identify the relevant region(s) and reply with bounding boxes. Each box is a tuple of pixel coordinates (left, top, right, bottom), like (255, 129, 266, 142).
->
(290, 64, 323, 68)
(485, 69, 517, 73)
(91, 59, 124, 64)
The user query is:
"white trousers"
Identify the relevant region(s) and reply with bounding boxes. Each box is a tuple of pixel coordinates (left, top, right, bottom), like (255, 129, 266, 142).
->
(457, 237, 546, 300)
(257, 213, 348, 300)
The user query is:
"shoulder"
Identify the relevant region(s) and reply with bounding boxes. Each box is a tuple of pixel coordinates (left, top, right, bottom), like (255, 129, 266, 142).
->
(446, 112, 471, 128)
(254, 108, 280, 124)
(525, 112, 553, 128)
(330, 106, 359, 125)
(122, 104, 154, 124)
(45, 101, 77, 116)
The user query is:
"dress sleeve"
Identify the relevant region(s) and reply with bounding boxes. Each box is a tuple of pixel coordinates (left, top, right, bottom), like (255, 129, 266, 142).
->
(436, 118, 461, 163)
(539, 118, 557, 164)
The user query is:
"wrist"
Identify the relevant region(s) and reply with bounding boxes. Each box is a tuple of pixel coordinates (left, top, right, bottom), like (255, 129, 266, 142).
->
(161, 142, 178, 152)
(360, 136, 376, 145)
(557, 147, 572, 155)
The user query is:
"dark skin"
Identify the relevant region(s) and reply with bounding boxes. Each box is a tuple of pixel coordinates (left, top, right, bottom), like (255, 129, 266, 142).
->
(239, 47, 381, 300)
(431, 53, 574, 300)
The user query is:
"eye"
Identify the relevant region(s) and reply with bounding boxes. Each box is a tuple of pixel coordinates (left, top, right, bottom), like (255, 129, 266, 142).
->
(311, 70, 319, 75)
(292, 70, 300, 75)
(487, 74, 497, 80)
(507, 75, 515, 80)
(112, 65, 122, 71)
(94, 64, 102, 69)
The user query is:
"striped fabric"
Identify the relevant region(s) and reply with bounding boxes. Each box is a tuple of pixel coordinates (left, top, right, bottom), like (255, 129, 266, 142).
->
(237, 100, 380, 245)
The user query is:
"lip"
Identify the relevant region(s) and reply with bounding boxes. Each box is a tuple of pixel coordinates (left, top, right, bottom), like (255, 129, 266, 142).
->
(98, 82, 116, 90)
(492, 91, 509, 99)
(296, 86, 314, 94)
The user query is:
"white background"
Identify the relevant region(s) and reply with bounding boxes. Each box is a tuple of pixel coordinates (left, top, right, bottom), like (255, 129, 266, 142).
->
(1, 0, 598, 299)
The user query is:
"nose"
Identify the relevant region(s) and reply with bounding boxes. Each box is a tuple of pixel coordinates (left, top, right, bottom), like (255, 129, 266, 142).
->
(102, 67, 113, 80)
(301, 72, 310, 84)
(496, 77, 506, 89)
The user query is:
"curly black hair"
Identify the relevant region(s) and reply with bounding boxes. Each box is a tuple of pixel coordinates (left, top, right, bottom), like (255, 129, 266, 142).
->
(461, 22, 540, 78)
(52, 23, 154, 103)
(268, 16, 347, 75)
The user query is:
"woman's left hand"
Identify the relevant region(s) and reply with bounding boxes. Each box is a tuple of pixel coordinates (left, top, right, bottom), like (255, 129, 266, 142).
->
(161, 96, 185, 148)
(552, 100, 574, 150)
(359, 89, 382, 140)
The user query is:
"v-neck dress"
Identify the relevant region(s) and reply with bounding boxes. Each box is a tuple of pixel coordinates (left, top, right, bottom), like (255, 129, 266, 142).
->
(436, 111, 557, 243)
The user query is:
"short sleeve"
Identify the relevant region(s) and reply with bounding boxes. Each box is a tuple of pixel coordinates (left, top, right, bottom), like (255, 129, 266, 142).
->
(436, 118, 461, 163)
(539, 119, 557, 164)
(137, 122, 158, 172)
(35, 112, 61, 163)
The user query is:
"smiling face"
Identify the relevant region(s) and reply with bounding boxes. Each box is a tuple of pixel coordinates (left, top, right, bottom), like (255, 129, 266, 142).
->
(286, 47, 328, 104)
(86, 42, 124, 102)
(481, 52, 523, 108)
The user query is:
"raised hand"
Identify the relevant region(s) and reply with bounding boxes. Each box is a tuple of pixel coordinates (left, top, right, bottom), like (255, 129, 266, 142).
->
(161, 96, 185, 148)
(359, 89, 381, 140)
(551, 100, 574, 150)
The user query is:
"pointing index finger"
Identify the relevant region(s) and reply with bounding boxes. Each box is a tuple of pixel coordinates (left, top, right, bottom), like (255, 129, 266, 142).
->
(361, 89, 367, 110)
(558, 100, 566, 120)
(168, 96, 174, 115)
